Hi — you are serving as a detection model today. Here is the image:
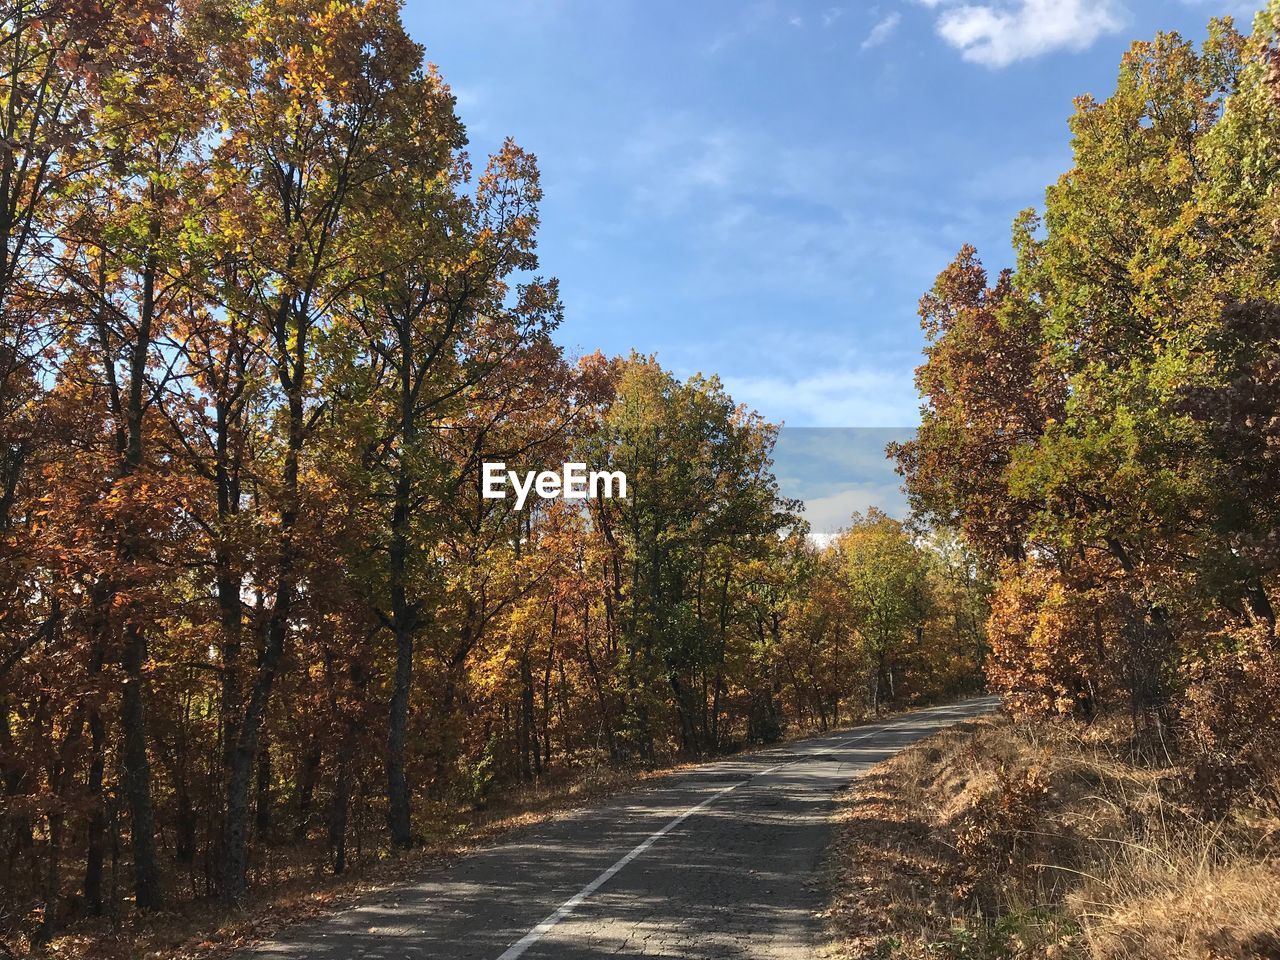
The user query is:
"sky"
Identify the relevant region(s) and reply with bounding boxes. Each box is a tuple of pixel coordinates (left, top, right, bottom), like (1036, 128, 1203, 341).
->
(400, 0, 1257, 526)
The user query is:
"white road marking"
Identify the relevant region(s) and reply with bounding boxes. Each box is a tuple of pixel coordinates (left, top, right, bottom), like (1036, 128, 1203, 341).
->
(494, 779, 747, 960)
(491, 707, 974, 960)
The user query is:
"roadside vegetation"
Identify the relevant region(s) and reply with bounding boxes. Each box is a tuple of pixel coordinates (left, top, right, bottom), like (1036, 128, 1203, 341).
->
(826, 715, 1280, 960)
(829, 5, 1280, 959)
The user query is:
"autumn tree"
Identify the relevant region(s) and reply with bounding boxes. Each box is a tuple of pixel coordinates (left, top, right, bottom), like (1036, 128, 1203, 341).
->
(584, 356, 797, 757)
(834, 511, 930, 714)
(901, 10, 1280, 761)
(891, 240, 1060, 565)
(44, 0, 218, 911)
(334, 121, 566, 844)
(200, 0, 439, 900)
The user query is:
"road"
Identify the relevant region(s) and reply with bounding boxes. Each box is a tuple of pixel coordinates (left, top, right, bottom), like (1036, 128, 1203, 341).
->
(241, 697, 998, 960)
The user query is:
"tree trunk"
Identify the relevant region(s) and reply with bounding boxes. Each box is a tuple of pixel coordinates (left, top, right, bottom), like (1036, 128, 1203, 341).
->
(668, 673, 701, 757)
(84, 630, 107, 915)
(293, 745, 322, 842)
(579, 603, 617, 759)
(221, 343, 303, 903)
(385, 411, 416, 848)
(328, 753, 352, 875)
(385, 616, 413, 848)
(540, 635, 555, 770)
(84, 707, 106, 915)
(36, 809, 61, 944)
(120, 623, 162, 910)
(254, 736, 271, 838)
(108, 234, 164, 912)
(519, 653, 539, 780)
(222, 608, 291, 901)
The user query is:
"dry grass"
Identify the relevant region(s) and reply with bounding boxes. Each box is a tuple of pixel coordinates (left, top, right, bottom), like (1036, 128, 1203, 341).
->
(1069, 815, 1280, 960)
(823, 714, 1280, 960)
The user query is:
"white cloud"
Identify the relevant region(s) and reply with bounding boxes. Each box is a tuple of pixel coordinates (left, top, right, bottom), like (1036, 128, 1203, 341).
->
(722, 368, 918, 428)
(861, 11, 902, 49)
(801, 484, 910, 532)
(926, 0, 1124, 67)
(620, 118, 745, 216)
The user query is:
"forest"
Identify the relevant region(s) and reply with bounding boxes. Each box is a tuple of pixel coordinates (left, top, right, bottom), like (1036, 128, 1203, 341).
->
(0, 0, 990, 949)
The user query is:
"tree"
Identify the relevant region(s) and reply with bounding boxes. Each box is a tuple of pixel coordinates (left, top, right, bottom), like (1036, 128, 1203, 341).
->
(47, 0, 218, 910)
(0, 0, 989, 940)
(587, 356, 796, 757)
(337, 127, 564, 846)
(836, 511, 930, 714)
(208, 0, 433, 902)
(891, 240, 1061, 565)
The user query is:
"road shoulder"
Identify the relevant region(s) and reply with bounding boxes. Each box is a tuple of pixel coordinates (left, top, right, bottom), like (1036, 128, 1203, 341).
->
(821, 713, 1280, 960)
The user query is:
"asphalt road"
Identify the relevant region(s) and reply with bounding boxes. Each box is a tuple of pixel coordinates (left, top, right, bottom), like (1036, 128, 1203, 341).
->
(242, 697, 999, 960)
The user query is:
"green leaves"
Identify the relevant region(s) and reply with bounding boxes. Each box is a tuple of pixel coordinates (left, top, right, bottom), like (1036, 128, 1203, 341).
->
(902, 11, 1280, 728)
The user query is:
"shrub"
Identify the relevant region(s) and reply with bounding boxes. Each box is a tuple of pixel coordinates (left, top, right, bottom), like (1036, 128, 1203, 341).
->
(954, 763, 1051, 899)
(1182, 634, 1280, 814)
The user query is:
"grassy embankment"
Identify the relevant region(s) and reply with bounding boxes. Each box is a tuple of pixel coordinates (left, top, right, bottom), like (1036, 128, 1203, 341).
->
(824, 714, 1280, 960)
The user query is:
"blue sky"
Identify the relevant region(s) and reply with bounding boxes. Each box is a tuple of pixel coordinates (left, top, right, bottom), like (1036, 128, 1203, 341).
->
(402, 1, 1254, 527)
(403, 0, 1252, 430)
